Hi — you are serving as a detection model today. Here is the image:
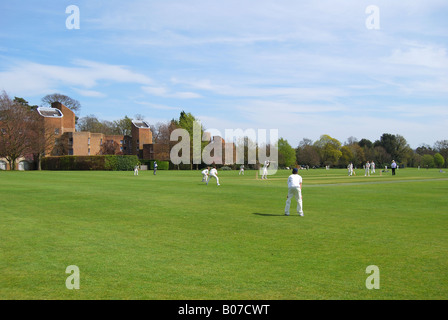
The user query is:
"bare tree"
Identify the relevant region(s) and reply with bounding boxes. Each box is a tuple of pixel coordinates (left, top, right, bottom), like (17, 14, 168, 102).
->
(100, 140, 121, 155)
(41, 93, 81, 115)
(0, 92, 35, 170)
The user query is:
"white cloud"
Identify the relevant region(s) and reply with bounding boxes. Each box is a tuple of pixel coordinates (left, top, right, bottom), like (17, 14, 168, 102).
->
(141, 86, 201, 99)
(0, 59, 154, 96)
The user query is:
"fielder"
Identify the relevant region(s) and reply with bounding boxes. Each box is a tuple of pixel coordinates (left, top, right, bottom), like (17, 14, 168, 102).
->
(134, 165, 139, 176)
(201, 167, 210, 182)
(285, 168, 304, 216)
(207, 166, 220, 186)
(239, 164, 245, 175)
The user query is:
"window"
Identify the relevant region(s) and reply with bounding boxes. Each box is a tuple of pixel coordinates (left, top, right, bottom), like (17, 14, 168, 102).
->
(100, 139, 103, 146)
(120, 140, 123, 145)
(69, 149, 74, 155)
(54, 128, 60, 135)
(88, 148, 91, 155)
(88, 138, 91, 145)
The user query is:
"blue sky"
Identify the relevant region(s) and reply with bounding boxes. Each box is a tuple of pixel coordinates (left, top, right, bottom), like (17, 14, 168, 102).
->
(1, 0, 447, 148)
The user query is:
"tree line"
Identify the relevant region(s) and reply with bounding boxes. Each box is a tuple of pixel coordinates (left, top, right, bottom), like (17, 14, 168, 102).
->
(1, 90, 447, 170)
(293, 134, 447, 169)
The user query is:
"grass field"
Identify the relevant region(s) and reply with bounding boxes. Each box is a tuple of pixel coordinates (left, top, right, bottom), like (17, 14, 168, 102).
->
(1, 167, 447, 300)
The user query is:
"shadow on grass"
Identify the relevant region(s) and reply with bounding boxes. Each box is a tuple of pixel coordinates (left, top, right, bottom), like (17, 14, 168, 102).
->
(252, 212, 289, 217)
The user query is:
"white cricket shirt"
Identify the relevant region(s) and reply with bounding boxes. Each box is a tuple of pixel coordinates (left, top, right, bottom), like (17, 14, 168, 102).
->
(287, 174, 302, 188)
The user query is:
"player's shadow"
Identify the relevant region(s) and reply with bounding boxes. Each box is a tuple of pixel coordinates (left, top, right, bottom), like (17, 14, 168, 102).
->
(252, 212, 287, 217)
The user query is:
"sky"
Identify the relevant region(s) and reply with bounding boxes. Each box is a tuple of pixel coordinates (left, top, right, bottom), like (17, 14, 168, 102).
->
(0, 0, 447, 149)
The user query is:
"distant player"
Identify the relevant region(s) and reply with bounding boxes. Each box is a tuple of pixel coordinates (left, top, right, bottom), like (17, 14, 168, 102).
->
(201, 167, 210, 182)
(365, 161, 370, 176)
(391, 160, 397, 175)
(239, 164, 245, 175)
(285, 168, 304, 216)
(207, 166, 220, 186)
(153, 161, 158, 175)
(347, 162, 354, 176)
(134, 165, 139, 176)
(261, 160, 270, 180)
(371, 161, 375, 173)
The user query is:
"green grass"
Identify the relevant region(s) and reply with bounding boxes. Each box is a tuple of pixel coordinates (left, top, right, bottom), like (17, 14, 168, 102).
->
(1, 168, 447, 299)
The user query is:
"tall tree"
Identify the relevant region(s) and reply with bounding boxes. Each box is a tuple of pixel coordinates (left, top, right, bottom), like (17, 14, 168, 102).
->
(434, 140, 448, 168)
(113, 116, 133, 136)
(0, 92, 34, 170)
(313, 134, 342, 166)
(175, 111, 206, 169)
(277, 138, 296, 168)
(296, 138, 320, 167)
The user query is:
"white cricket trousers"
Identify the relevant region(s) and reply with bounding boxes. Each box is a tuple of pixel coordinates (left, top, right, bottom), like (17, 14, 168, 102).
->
(207, 174, 219, 185)
(285, 187, 303, 215)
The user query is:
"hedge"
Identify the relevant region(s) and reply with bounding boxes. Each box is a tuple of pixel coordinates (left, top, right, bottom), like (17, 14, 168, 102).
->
(140, 160, 170, 170)
(42, 155, 139, 171)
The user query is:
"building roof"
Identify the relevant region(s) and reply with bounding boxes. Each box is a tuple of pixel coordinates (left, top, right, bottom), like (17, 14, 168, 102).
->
(37, 107, 63, 118)
(132, 120, 150, 129)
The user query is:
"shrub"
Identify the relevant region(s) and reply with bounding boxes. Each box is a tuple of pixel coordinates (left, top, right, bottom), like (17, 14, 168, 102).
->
(42, 155, 139, 171)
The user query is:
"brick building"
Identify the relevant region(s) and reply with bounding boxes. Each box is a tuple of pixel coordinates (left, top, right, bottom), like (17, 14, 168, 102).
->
(35, 102, 153, 159)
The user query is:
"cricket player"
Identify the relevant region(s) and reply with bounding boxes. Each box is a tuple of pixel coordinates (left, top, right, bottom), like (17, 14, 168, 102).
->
(239, 164, 245, 175)
(134, 165, 139, 176)
(261, 160, 270, 180)
(371, 161, 375, 173)
(285, 168, 304, 216)
(207, 166, 220, 186)
(347, 163, 353, 176)
(201, 167, 210, 182)
(365, 161, 370, 176)
(153, 161, 158, 175)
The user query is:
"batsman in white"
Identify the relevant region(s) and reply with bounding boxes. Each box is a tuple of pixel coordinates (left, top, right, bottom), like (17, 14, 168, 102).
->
(261, 160, 270, 180)
(206, 166, 220, 186)
(285, 168, 304, 216)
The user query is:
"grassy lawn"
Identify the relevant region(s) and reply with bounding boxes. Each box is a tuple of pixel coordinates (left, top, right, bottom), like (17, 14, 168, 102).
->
(0, 167, 447, 299)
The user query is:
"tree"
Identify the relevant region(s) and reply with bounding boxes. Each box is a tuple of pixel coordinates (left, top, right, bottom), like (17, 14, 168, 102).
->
(421, 154, 435, 168)
(100, 140, 121, 155)
(113, 116, 133, 136)
(434, 153, 445, 168)
(373, 146, 391, 168)
(313, 134, 342, 166)
(416, 144, 435, 156)
(0, 92, 35, 170)
(174, 111, 206, 169)
(375, 133, 411, 164)
(41, 93, 81, 115)
(151, 120, 179, 161)
(338, 145, 353, 167)
(14, 97, 38, 111)
(358, 138, 373, 149)
(277, 138, 296, 168)
(434, 140, 448, 168)
(348, 143, 365, 167)
(296, 139, 320, 167)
